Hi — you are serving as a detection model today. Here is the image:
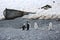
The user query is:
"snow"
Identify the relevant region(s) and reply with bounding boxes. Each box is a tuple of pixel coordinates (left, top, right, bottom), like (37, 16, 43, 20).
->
(0, 0, 60, 39)
(0, 28, 60, 40)
(0, 0, 60, 20)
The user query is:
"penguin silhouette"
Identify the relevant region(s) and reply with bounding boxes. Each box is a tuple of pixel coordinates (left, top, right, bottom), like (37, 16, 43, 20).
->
(26, 21, 30, 30)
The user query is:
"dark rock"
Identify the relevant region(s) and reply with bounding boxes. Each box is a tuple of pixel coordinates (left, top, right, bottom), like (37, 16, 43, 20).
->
(3, 8, 34, 20)
(41, 5, 52, 10)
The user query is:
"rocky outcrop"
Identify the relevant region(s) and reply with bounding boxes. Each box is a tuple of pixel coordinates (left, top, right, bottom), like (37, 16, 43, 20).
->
(41, 5, 52, 10)
(3, 8, 33, 20)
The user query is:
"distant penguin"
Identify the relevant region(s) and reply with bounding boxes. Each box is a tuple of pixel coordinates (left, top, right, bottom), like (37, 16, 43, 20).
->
(48, 22, 53, 30)
(22, 23, 26, 30)
(26, 21, 30, 30)
(34, 22, 38, 29)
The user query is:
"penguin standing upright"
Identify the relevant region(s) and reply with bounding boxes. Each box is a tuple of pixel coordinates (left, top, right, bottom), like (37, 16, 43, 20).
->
(48, 22, 53, 30)
(34, 22, 38, 29)
(26, 21, 30, 30)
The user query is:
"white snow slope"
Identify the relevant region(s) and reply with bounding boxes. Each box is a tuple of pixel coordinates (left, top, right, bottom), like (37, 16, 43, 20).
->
(0, 0, 60, 19)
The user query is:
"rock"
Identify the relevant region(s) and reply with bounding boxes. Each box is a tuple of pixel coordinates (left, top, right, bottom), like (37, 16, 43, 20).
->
(41, 5, 52, 10)
(3, 8, 33, 20)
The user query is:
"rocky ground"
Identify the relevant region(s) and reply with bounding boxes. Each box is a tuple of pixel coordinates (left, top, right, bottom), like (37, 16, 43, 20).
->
(0, 17, 60, 40)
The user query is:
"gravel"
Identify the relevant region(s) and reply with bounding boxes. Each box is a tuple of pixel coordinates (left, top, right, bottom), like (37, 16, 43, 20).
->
(0, 17, 60, 40)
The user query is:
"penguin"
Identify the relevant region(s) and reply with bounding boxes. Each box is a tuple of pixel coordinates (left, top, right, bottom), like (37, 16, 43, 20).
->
(26, 21, 30, 30)
(48, 22, 53, 30)
(22, 23, 26, 30)
(34, 22, 38, 29)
